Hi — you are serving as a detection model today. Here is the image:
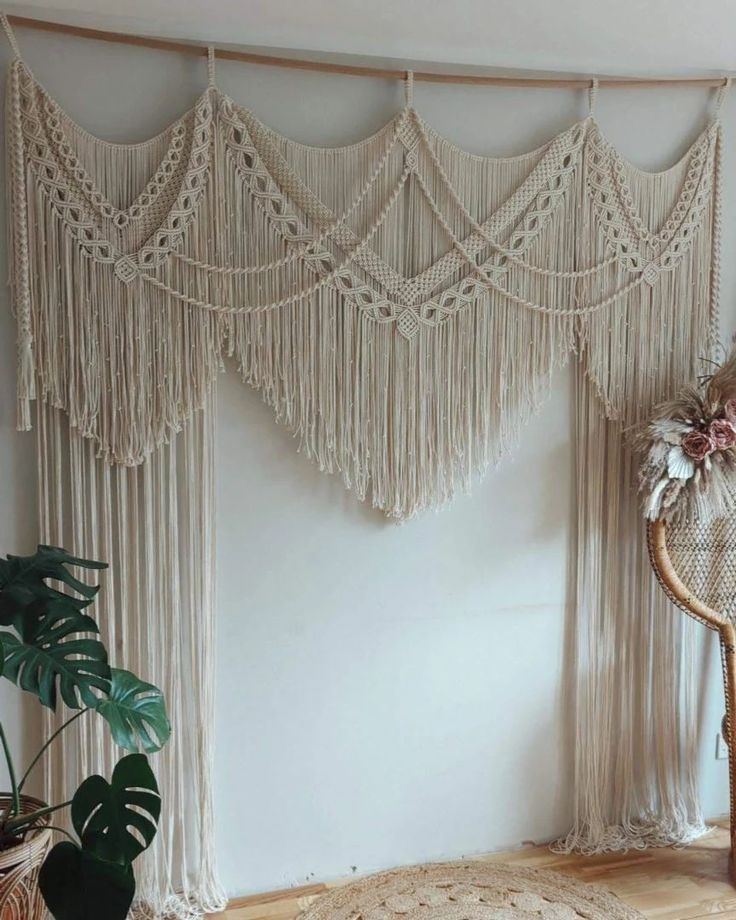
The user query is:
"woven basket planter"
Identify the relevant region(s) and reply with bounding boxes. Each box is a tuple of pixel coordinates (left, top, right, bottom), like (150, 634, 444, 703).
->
(0, 795, 51, 920)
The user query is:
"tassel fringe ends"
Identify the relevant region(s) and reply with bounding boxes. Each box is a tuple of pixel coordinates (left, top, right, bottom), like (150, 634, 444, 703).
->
(16, 335, 35, 431)
(553, 816, 710, 857)
(37, 399, 227, 920)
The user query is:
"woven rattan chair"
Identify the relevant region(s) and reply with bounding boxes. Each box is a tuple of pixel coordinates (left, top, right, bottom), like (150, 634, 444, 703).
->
(648, 517, 736, 879)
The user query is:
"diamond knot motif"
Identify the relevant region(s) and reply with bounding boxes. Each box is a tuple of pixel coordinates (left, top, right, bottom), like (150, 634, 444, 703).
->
(642, 262, 660, 286)
(396, 309, 420, 340)
(400, 279, 422, 303)
(397, 119, 421, 151)
(405, 147, 419, 172)
(114, 256, 139, 285)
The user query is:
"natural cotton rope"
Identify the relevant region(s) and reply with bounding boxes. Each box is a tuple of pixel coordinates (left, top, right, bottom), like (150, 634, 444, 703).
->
(2, 27, 723, 907)
(207, 45, 216, 89)
(556, 117, 720, 855)
(0, 13, 21, 60)
(5, 31, 227, 919)
(404, 69, 414, 108)
(588, 78, 599, 117)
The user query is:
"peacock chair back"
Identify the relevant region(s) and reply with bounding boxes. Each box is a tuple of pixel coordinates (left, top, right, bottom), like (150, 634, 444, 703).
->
(648, 515, 736, 878)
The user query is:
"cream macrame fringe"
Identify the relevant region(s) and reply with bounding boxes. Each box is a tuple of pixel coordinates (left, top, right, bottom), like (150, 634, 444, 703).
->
(209, 100, 586, 517)
(8, 56, 227, 917)
(557, 120, 721, 855)
(36, 396, 226, 918)
(2, 33, 726, 908)
(555, 378, 708, 855)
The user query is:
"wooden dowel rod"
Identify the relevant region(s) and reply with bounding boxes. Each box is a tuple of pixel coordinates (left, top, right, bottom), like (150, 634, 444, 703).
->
(4, 13, 732, 90)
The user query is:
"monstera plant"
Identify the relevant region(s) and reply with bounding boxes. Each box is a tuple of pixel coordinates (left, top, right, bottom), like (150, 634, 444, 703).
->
(0, 545, 170, 919)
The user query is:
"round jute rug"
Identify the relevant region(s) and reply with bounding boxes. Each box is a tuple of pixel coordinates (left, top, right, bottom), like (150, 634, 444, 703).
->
(297, 862, 644, 920)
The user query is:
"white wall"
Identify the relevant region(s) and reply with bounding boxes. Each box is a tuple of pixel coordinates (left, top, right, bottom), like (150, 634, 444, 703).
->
(0, 0, 734, 900)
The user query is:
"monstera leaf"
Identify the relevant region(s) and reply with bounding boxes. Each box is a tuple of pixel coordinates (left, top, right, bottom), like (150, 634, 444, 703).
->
(39, 754, 160, 920)
(0, 597, 110, 710)
(39, 842, 135, 920)
(0, 545, 109, 709)
(0, 545, 106, 626)
(95, 669, 171, 754)
(71, 753, 161, 865)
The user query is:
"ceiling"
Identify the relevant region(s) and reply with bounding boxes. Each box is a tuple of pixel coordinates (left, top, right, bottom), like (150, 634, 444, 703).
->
(5, 0, 736, 78)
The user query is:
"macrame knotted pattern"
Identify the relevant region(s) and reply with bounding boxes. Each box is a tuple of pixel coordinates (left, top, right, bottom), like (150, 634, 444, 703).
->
(3, 31, 728, 917)
(9, 57, 721, 516)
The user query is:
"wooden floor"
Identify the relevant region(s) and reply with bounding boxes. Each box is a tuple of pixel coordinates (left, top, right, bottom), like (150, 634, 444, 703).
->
(210, 820, 736, 920)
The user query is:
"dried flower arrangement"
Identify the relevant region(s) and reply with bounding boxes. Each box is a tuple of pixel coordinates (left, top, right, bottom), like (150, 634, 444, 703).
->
(636, 345, 736, 522)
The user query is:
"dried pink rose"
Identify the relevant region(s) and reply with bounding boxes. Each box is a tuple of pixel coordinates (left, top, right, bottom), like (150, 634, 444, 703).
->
(709, 418, 736, 450)
(725, 398, 736, 426)
(681, 429, 715, 461)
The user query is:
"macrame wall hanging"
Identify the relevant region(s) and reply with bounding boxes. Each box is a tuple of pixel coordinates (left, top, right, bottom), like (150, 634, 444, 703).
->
(559, 82, 727, 854)
(1, 11, 729, 915)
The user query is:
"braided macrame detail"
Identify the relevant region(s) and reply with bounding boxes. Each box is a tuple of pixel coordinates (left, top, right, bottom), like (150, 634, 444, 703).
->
(230, 104, 588, 304)
(15, 62, 213, 274)
(6, 58, 35, 429)
(7, 64, 721, 517)
(585, 121, 717, 281)
(214, 100, 591, 325)
(708, 125, 724, 351)
(42, 96, 188, 229)
(577, 120, 719, 425)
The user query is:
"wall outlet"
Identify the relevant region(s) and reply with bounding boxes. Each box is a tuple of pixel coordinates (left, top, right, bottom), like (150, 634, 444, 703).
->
(717, 732, 729, 760)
